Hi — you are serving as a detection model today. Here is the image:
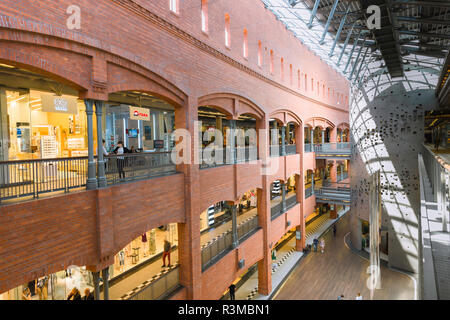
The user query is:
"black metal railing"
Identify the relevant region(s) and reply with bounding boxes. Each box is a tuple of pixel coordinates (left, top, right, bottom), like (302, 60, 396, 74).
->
(105, 152, 176, 184)
(125, 265, 179, 300)
(304, 143, 313, 153)
(201, 214, 259, 270)
(285, 144, 297, 155)
(0, 157, 88, 203)
(200, 147, 258, 169)
(271, 193, 298, 220)
(305, 186, 313, 198)
(270, 145, 283, 157)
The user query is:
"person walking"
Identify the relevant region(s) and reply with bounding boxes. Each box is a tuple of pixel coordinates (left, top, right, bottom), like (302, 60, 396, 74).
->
(313, 238, 319, 252)
(320, 238, 325, 254)
(162, 239, 172, 268)
(333, 224, 337, 237)
(355, 293, 363, 300)
(229, 284, 236, 300)
(337, 294, 345, 300)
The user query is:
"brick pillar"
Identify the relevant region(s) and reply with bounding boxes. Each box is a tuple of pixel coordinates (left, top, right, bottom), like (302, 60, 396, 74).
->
(175, 95, 202, 299)
(296, 124, 305, 251)
(330, 160, 337, 182)
(330, 205, 338, 219)
(257, 117, 272, 295)
(330, 126, 338, 143)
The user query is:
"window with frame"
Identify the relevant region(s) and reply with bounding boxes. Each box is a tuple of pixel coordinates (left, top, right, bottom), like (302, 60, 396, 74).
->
(225, 14, 231, 47)
(201, 0, 208, 33)
(169, 0, 178, 13)
(243, 29, 248, 58)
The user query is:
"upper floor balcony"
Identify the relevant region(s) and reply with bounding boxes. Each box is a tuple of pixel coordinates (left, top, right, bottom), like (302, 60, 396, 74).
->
(314, 143, 351, 159)
(315, 182, 351, 206)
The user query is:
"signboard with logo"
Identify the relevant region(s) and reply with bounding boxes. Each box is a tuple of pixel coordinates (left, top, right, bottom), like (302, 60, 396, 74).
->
(41, 94, 78, 114)
(129, 106, 151, 121)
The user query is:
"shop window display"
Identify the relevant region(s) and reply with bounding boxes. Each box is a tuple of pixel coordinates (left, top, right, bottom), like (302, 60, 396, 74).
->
(0, 266, 93, 300)
(112, 224, 178, 279)
(2, 90, 93, 161)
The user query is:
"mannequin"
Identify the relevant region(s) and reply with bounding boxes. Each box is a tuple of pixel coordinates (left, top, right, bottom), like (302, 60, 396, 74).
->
(141, 233, 148, 257)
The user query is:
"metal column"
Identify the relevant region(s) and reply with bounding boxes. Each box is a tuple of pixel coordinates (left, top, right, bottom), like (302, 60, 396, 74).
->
(92, 271, 100, 300)
(101, 267, 110, 300)
(282, 182, 286, 212)
(311, 172, 315, 195)
(308, 0, 322, 28)
(281, 126, 286, 156)
(231, 205, 239, 248)
(319, 0, 339, 45)
(95, 100, 107, 188)
(84, 99, 97, 190)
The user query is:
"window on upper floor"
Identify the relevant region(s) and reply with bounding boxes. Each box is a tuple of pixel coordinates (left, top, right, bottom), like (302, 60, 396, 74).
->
(317, 81, 319, 95)
(281, 58, 284, 81)
(311, 78, 314, 92)
(289, 64, 293, 86)
(201, 0, 208, 33)
(243, 29, 248, 58)
(169, 0, 178, 14)
(323, 84, 325, 98)
(258, 41, 262, 67)
(305, 74, 307, 91)
(298, 70, 301, 89)
(270, 50, 274, 74)
(225, 14, 231, 48)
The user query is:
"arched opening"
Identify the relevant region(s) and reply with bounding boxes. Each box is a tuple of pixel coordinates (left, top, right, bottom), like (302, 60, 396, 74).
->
(103, 90, 177, 184)
(269, 118, 284, 156)
(270, 175, 299, 220)
(200, 190, 259, 271)
(197, 106, 258, 168)
(305, 169, 315, 198)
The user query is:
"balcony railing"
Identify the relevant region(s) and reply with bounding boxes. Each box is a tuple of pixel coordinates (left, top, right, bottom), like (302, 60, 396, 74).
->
(105, 152, 176, 185)
(314, 143, 351, 153)
(270, 145, 283, 157)
(200, 147, 258, 169)
(305, 186, 313, 198)
(304, 143, 313, 153)
(124, 265, 180, 300)
(315, 182, 351, 205)
(0, 157, 88, 203)
(201, 214, 259, 271)
(271, 193, 298, 220)
(285, 144, 297, 155)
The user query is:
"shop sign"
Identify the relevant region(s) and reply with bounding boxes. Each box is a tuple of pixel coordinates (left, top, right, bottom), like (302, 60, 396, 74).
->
(130, 106, 151, 121)
(41, 94, 78, 114)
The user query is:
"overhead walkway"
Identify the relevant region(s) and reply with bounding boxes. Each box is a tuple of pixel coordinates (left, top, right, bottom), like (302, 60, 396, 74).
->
(315, 182, 351, 206)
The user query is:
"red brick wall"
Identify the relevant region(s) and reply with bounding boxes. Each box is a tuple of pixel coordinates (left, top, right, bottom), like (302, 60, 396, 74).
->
(0, 0, 350, 297)
(0, 174, 185, 293)
(200, 229, 264, 299)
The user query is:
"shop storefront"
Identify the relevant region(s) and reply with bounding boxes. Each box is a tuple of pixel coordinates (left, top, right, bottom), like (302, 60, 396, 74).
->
(0, 266, 94, 300)
(112, 224, 178, 279)
(104, 103, 175, 153)
(0, 88, 92, 161)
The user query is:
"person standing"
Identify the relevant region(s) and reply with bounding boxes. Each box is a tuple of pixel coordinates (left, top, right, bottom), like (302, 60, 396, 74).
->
(333, 224, 337, 237)
(337, 294, 345, 300)
(313, 238, 319, 252)
(162, 239, 172, 268)
(320, 238, 325, 254)
(113, 141, 130, 179)
(355, 293, 363, 300)
(229, 284, 236, 300)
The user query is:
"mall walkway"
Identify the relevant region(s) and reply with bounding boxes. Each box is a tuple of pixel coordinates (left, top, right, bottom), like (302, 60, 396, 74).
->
(234, 207, 349, 300)
(273, 212, 416, 300)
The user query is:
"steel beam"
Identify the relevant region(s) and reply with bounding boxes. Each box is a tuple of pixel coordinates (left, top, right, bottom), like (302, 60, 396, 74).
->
(399, 30, 450, 40)
(343, 29, 363, 73)
(319, 0, 340, 45)
(337, 21, 356, 65)
(348, 36, 367, 78)
(307, 0, 321, 29)
(329, 4, 350, 55)
(396, 16, 450, 26)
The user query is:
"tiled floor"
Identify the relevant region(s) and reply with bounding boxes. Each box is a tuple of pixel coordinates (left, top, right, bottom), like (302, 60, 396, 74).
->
(234, 207, 350, 300)
(273, 212, 416, 300)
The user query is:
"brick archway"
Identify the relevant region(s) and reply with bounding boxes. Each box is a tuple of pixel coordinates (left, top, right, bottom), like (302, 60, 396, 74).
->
(306, 117, 335, 130)
(269, 109, 302, 126)
(198, 93, 265, 120)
